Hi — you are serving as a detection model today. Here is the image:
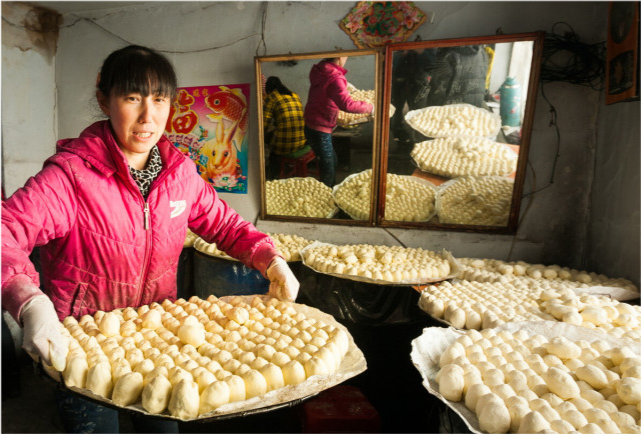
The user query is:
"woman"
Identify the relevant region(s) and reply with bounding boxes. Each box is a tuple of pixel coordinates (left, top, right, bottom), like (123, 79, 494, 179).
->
(263, 76, 306, 179)
(304, 56, 374, 187)
(1, 45, 299, 432)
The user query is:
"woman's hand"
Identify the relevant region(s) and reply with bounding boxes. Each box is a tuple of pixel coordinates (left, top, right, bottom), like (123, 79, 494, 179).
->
(266, 257, 300, 302)
(21, 295, 69, 371)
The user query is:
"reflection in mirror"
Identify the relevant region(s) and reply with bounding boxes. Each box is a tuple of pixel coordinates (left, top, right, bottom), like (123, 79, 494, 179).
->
(382, 33, 544, 232)
(256, 50, 380, 223)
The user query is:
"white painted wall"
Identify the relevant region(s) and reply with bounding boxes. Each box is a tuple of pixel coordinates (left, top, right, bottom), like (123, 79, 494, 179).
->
(3, 1, 638, 286)
(1, 3, 58, 196)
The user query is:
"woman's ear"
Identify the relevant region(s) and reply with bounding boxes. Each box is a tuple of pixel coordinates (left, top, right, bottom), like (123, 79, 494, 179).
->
(96, 90, 110, 116)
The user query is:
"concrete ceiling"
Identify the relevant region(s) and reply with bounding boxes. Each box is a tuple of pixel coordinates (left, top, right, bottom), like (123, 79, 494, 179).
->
(27, 1, 147, 15)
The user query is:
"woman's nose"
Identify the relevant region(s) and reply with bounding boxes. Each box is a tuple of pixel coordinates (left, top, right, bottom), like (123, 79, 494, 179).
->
(139, 99, 154, 123)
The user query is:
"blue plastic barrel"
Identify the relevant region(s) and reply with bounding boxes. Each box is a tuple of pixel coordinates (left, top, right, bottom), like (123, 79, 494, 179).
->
(193, 251, 270, 298)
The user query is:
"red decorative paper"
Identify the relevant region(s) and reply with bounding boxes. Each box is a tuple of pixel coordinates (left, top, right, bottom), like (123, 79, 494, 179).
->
(165, 84, 250, 193)
(340, 1, 426, 48)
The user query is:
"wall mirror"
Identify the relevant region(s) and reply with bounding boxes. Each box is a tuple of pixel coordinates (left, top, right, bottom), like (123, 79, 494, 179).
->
(380, 32, 545, 233)
(255, 49, 382, 225)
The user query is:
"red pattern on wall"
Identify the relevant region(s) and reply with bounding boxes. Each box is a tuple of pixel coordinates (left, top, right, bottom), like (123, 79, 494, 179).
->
(340, 1, 427, 48)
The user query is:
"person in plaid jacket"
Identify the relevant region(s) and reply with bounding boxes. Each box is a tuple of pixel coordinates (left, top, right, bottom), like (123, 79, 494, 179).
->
(263, 76, 306, 179)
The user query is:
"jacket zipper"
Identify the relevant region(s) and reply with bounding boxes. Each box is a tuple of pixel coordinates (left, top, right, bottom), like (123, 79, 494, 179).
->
(137, 201, 152, 307)
(144, 202, 150, 230)
(129, 149, 181, 307)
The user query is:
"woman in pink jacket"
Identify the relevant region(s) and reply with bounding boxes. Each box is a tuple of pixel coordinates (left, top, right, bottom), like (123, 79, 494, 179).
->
(304, 57, 374, 187)
(1, 45, 298, 432)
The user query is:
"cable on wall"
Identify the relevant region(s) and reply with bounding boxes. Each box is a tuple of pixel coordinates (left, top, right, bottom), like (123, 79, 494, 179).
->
(522, 81, 561, 198)
(255, 1, 268, 56)
(506, 159, 537, 261)
(383, 228, 407, 248)
(54, 13, 261, 54)
(520, 22, 602, 198)
(508, 22, 604, 259)
(540, 22, 606, 90)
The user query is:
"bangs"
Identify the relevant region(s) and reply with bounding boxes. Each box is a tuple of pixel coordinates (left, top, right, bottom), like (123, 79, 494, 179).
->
(99, 46, 177, 100)
(110, 63, 176, 99)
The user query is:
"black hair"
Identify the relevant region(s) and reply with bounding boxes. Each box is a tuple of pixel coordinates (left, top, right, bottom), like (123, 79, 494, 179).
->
(97, 45, 177, 100)
(265, 76, 293, 96)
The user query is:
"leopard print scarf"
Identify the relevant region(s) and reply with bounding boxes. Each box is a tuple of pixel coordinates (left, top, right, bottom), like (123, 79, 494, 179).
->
(129, 146, 162, 198)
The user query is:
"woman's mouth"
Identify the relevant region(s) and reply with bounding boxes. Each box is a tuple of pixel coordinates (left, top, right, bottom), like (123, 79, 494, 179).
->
(134, 132, 153, 139)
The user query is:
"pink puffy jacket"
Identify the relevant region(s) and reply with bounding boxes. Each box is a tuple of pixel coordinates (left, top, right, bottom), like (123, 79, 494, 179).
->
(304, 60, 373, 134)
(2, 121, 280, 321)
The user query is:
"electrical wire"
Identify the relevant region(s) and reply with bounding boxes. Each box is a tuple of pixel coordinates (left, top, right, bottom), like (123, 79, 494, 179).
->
(5, 0, 269, 55)
(522, 81, 561, 198)
(529, 21, 602, 196)
(383, 228, 407, 248)
(509, 75, 561, 258)
(506, 159, 537, 261)
(255, 2, 268, 57)
(540, 22, 606, 90)
(79, 16, 261, 54)
(509, 22, 601, 256)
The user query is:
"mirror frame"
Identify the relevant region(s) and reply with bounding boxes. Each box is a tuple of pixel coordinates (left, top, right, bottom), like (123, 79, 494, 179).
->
(255, 49, 383, 225)
(379, 31, 545, 233)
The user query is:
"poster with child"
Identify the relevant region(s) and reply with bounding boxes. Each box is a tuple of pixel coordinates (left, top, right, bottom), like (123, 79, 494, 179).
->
(165, 84, 250, 193)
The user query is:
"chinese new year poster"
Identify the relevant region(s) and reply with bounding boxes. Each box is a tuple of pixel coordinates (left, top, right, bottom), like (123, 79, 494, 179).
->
(165, 84, 250, 193)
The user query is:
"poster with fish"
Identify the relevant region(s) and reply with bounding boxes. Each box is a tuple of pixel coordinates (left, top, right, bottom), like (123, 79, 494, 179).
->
(164, 84, 250, 193)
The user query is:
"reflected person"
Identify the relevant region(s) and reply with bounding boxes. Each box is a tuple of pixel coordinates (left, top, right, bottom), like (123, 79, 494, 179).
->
(304, 57, 374, 187)
(391, 46, 490, 145)
(263, 76, 306, 180)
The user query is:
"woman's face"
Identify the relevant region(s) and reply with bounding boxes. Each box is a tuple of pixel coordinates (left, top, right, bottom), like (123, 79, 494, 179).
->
(338, 56, 348, 67)
(98, 91, 171, 162)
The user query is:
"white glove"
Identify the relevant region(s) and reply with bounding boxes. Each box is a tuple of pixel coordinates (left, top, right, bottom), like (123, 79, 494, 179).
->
(266, 257, 300, 302)
(21, 295, 68, 371)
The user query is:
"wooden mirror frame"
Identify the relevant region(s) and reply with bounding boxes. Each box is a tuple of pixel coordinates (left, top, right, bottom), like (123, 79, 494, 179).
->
(378, 32, 545, 233)
(255, 49, 383, 226)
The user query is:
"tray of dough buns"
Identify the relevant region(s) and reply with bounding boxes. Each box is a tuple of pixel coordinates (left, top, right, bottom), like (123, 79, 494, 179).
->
(35, 294, 366, 421)
(194, 233, 315, 263)
(300, 241, 461, 286)
(418, 263, 641, 343)
(410, 136, 518, 179)
(337, 85, 374, 126)
(411, 321, 641, 434)
(265, 178, 339, 219)
(184, 229, 199, 248)
(435, 176, 514, 227)
(336, 84, 368, 127)
(405, 103, 502, 140)
(336, 84, 396, 127)
(194, 237, 238, 261)
(455, 257, 639, 300)
(332, 169, 437, 222)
